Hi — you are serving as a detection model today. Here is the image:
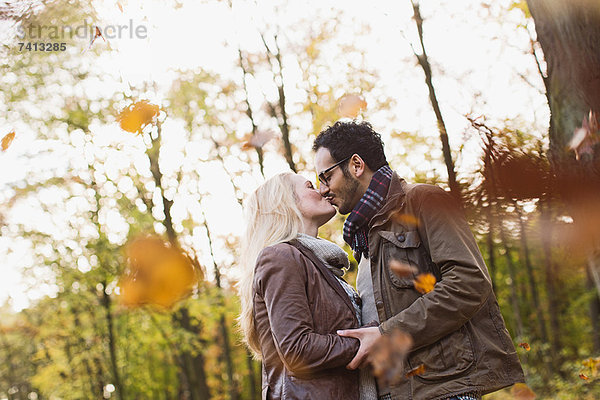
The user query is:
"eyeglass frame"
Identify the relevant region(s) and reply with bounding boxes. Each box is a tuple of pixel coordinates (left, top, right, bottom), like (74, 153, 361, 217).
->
(318, 155, 353, 186)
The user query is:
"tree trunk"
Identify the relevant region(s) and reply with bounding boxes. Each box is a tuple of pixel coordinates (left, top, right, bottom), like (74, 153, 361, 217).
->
(101, 281, 125, 400)
(202, 212, 238, 400)
(260, 33, 297, 173)
(527, 0, 600, 294)
(497, 216, 525, 339)
(410, 1, 460, 200)
(485, 203, 497, 293)
(513, 201, 549, 343)
(246, 350, 259, 400)
(538, 197, 561, 368)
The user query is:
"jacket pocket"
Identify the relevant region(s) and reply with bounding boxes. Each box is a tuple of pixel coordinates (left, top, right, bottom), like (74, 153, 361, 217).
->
(379, 230, 421, 289)
(407, 325, 475, 382)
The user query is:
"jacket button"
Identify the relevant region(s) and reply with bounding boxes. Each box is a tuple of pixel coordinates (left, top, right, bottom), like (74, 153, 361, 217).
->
(376, 301, 384, 309)
(397, 234, 406, 242)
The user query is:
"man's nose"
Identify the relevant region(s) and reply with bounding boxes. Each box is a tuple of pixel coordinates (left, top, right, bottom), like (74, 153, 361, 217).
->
(319, 183, 329, 196)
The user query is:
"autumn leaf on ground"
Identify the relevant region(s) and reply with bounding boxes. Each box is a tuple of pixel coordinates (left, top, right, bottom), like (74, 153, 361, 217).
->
(405, 364, 426, 378)
(579, 373, 589, 381)
(241, 129, 276, 150)
(1, 131, 15, 151)
(338, 94, 367, 118)
(82, 26, 109, 54)
(117, 100, 160, 134)
(510, 382, 536, 399)
(569, 110, 599, 160)
(518, 342, 531, 351)
(581, 357, 600, 377)
(390, 260, 417, 278)
(369, 329, 413, 387)
(119, 236, 197, 309)
(414, 273, 436, 294)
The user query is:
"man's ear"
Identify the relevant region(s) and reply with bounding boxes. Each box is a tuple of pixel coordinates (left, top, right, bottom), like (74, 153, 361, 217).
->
(350, 154, 366, 178)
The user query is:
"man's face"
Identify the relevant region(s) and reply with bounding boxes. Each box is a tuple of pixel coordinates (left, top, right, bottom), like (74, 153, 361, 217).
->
(314, 147, 361, 215)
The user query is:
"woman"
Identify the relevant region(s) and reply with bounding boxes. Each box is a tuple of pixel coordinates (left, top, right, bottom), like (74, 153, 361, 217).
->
(239, 173, 376, 400)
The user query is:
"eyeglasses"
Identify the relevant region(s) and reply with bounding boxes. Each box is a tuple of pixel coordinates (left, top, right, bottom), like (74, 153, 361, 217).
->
(318, 155, 352, 186)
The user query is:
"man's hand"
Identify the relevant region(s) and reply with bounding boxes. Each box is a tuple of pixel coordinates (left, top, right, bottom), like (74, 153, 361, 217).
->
(337, 326, 381, 370)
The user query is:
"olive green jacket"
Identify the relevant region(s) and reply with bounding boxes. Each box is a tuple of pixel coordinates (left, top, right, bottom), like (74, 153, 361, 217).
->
(364, 173, 524, 400)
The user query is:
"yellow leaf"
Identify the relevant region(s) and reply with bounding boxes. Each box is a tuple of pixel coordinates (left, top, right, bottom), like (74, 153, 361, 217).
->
(119, 236, 197, 309)
(391, 212, 420, 227)
(117, 100, 160, 134)
(413, 273, 436, 294)
(510, 383, 536, 400)
(1, 131, 15, 151)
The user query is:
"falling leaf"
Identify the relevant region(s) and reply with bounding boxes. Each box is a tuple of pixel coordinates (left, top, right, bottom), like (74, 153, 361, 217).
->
(241, 129, 276, 150)
(117, 100, 160, 134)
(510, 383, 536, 400)
(338, 94, 367, 118)
(413, 273, 436, 294)
(390, 260, 417, 278)
(568, 110, 599, 161)
(518, 342, 531, 351)
(369, 329, 413, 387)
(391, 212, 420, 227)
(119, 236, 197, 309)
(405, 364, 426, 378)
(1, 131, 15, 151)
(579, 373, 589, 381)
(82, 26, 109, 54)
(117, 1, 123, 12)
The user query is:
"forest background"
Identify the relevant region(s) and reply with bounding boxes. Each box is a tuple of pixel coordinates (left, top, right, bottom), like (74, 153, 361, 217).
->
(1, 0, 599, 399)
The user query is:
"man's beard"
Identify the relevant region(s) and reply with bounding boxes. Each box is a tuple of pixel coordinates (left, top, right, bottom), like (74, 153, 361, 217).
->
(338, 175, 361, 215)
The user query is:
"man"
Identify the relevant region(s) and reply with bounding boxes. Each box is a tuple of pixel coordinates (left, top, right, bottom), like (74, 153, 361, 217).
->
(313, 121, 524, 400)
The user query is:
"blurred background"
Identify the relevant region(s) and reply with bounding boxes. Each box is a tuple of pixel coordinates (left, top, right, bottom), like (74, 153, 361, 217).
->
(1, 0, 599, 398)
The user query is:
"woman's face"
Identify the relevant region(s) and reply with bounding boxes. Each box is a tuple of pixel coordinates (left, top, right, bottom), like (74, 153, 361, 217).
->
(291, 174, 336, 227)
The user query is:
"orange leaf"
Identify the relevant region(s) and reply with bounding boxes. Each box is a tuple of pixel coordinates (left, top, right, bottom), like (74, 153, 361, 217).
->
(391, 212, 420, 227)
(569, 110, 599, 160)
(117, 100, 160, 134)
(119, 236, 197, 309)
(117, 1, 124, 12)
(369, 329, 413, 387)
(82, 26, 109, 53)
(338, 94, 367, 118)
(413, 273, 436, 294)
(241, 130, 276, 150)
(579, 373, 589, 381)
(510, 383, 536, 400)
(1, 131, 15, 151)
(390, 260, 417, 278)
(518, 342, 531, 351)
(405, 364, 426, 378)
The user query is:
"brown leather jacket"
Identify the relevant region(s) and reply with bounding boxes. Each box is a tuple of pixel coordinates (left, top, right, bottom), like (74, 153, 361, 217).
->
(365, 173, 525, 399)
(253, 240, 360, 400)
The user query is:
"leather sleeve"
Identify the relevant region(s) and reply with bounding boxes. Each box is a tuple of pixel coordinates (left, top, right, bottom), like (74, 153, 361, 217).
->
(255, 244, 359, 376)
(379, 185, 493, 350)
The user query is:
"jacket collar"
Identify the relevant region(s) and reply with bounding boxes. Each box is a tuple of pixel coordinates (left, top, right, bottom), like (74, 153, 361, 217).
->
(370, 172, 407, 231)
(287, 239, 357, 317)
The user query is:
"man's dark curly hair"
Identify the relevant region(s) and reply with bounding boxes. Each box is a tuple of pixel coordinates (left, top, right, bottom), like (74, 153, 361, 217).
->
(312, 120, 387, 172)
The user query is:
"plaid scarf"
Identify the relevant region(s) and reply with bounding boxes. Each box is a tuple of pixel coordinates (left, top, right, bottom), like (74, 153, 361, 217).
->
(343, 165, 393, 258)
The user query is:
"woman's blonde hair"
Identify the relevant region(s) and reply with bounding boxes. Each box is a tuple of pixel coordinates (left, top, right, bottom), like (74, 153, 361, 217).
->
(238, 172, 304, 358)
